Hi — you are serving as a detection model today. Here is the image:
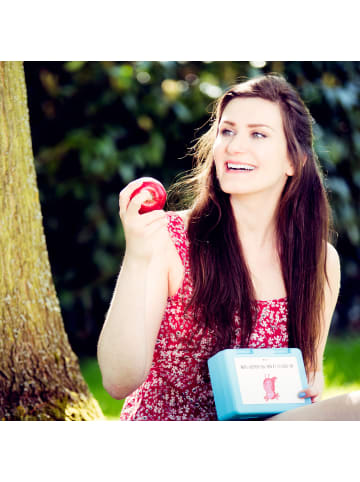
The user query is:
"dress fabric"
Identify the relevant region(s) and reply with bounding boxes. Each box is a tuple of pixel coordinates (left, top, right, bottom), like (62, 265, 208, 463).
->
(119, 212, 288, 421)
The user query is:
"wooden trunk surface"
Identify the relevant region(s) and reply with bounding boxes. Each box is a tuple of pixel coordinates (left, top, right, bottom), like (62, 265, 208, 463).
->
(0, 61, 104, 420)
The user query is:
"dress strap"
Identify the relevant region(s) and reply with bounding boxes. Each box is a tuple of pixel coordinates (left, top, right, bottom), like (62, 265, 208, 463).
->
(166, 211, 188, 268)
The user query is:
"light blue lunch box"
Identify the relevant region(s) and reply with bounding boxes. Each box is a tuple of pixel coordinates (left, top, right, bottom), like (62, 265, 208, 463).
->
(208, 348, 311, 420)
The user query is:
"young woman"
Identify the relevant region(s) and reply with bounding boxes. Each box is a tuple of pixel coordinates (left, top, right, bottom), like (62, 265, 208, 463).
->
(97, 74, 360, 420)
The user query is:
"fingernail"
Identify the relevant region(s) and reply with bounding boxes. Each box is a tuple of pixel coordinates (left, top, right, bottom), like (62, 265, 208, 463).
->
(298, 391, 307, 398)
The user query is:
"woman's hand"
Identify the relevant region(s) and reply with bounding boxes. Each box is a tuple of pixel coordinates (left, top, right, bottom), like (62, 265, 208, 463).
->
(119, 180, 169, 261)
(298, 370, 325, 403)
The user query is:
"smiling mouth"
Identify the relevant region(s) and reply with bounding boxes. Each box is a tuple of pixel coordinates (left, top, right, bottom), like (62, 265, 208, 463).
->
(226, 162, 256, 172)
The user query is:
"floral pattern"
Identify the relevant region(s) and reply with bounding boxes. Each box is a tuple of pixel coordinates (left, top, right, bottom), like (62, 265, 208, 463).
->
(120, 212, 288, 421)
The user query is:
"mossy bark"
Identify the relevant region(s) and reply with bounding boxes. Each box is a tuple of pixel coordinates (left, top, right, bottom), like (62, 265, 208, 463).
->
(0, 61, 104, 420)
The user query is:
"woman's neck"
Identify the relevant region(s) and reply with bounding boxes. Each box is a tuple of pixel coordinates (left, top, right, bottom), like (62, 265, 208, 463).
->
(230, 192, 280, 251)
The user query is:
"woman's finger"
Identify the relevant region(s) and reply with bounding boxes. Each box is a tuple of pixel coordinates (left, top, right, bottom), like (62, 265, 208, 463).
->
(119, 180, 145, 217)
(119, 184, 151, 219)
(126, 190, 152, 217)
(298, 387, 318, 403)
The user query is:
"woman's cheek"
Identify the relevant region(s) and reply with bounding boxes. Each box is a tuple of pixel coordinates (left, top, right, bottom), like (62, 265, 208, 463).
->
(212, 140, 224, 163)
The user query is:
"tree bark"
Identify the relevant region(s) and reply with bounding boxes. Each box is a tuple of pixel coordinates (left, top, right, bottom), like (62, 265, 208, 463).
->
(0, 61, 104, 420)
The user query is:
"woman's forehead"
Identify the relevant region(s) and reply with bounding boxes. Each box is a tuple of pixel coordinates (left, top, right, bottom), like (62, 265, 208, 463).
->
(220, 97, 283, 127)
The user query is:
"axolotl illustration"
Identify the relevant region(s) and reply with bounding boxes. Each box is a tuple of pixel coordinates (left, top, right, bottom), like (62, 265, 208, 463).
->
(263, 375, 279, 401)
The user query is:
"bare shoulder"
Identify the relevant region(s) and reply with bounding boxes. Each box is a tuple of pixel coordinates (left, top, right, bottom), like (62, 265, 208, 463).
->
(326, 242, 341, 275)
(325, 242, 341, 299)
(171, 209, 191, 230)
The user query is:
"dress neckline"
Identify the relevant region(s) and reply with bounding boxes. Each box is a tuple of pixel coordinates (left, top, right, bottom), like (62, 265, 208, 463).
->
(168, 212, 288, 305)
(255, 297, 287, 304)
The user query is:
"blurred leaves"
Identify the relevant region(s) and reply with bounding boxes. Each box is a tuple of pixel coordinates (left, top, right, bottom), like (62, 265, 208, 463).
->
(24, 61, 360, 355)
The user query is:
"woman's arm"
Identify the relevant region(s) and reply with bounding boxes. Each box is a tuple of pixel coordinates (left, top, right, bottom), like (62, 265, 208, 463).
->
(300, 242, 341, 402)
(97, 181, 171, 400)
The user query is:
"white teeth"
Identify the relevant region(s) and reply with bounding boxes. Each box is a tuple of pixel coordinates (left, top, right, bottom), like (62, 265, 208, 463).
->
(227, 162, 255, 171)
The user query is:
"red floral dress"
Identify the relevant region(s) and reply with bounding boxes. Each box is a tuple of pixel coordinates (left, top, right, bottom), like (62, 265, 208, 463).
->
(120, 212, 288, 421)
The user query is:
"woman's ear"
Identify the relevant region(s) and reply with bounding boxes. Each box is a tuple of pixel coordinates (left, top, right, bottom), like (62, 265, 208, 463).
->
(285, 158, 295, 177)
(286, 153, 307, 177)
(286, 164, 295, 177)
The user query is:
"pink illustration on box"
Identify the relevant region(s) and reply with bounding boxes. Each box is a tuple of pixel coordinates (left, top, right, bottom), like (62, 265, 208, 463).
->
(263, 375, 279, 401)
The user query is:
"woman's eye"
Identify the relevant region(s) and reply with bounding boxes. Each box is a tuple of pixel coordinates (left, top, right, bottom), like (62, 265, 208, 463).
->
(220, 128, 234, 136)
(252, 132, 266, 139)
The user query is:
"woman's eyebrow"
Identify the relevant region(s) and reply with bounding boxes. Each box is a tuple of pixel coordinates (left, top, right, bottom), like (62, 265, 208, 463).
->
(247, 123, 275, 131)
(220, 120, 275, 131)
(220, 120, 236, 126)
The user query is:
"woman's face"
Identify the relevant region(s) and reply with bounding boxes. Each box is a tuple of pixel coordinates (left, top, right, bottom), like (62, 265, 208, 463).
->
(213, 97, 294, 199)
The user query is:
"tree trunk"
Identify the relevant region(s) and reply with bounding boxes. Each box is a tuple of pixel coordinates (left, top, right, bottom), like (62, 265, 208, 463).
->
(0, 61, 104, 420)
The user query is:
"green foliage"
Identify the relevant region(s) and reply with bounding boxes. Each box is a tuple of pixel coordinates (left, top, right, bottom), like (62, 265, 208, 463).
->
(24, 61, 360, 355)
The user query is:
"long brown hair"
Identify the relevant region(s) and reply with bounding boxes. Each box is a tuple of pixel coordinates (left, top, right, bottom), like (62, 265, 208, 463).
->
(169, 74, 332, 374)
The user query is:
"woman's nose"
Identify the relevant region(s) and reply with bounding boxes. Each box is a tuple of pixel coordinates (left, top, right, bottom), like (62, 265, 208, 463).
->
(226, 134, 247, 154)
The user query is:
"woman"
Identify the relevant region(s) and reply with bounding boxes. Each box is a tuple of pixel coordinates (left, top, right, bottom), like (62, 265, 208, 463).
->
(97, 73, 360, 420)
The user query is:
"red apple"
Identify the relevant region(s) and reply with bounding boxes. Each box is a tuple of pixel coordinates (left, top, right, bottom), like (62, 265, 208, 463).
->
(129, 177, 167, 214)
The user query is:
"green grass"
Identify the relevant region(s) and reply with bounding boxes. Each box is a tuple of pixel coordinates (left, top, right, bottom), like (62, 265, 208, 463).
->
(80, 334, 360, 419)
(322, 334, 360, 399)
(80, 357, 124, 420)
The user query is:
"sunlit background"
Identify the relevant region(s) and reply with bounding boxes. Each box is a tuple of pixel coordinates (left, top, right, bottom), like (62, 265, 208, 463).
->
(23, 61, 360, 418)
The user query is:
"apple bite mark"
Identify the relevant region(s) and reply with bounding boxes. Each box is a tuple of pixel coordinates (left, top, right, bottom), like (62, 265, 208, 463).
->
(129, 178, 167, 214)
